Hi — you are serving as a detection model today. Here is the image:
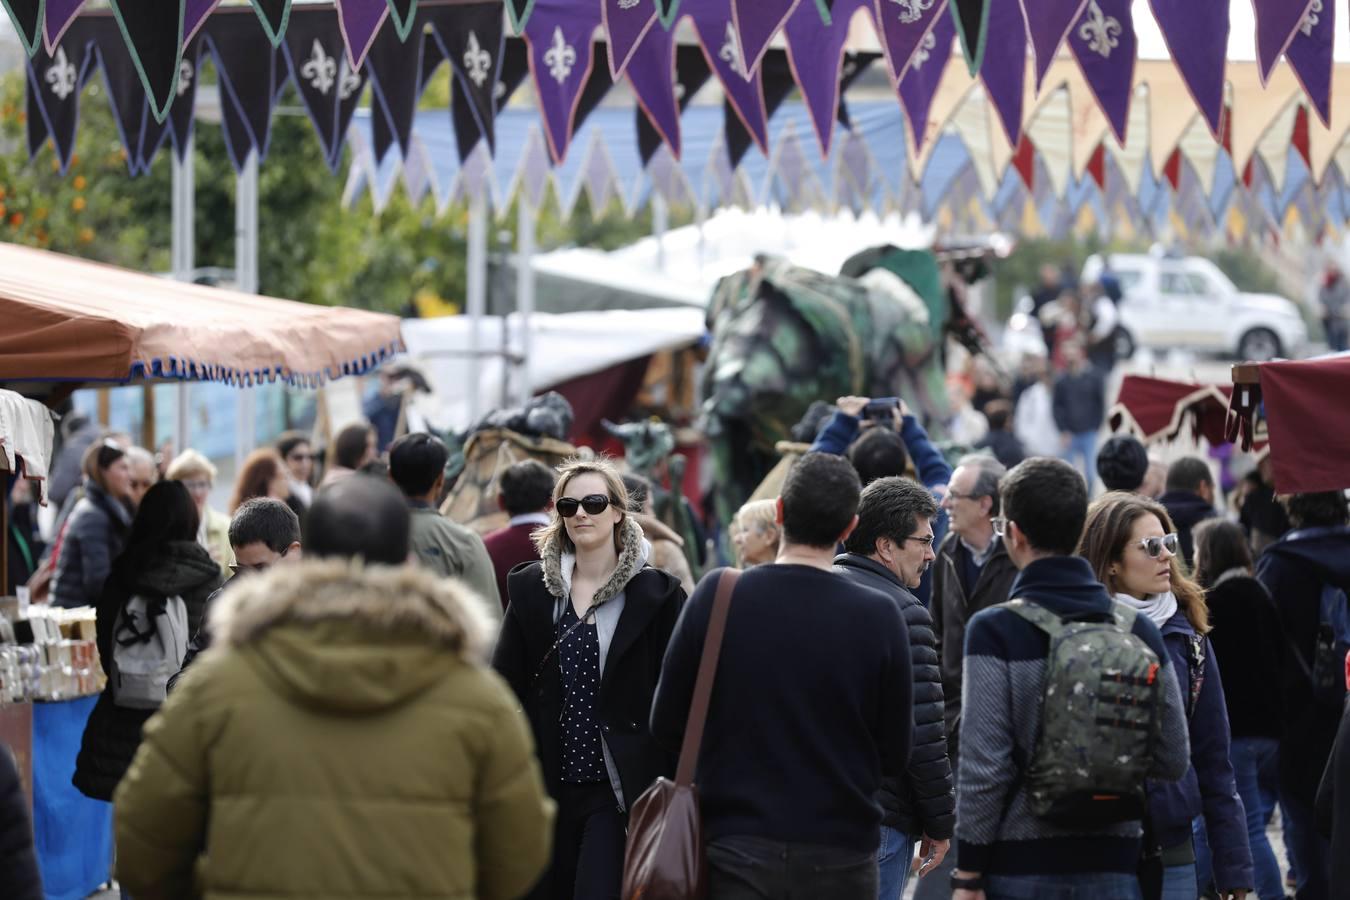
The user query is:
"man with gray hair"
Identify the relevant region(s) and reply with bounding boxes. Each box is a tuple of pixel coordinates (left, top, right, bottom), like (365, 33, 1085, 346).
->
(834, 476, 954, 899)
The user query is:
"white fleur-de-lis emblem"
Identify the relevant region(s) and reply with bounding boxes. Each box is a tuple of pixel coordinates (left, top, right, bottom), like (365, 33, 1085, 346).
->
(544, 27, 576, 84)
(464, 31, 492, 87)
(719, 22, 742, 75)
(494, 81, 507, 99)
(337, 58, 361, 101)
(46, 47, 77, 100)
(1302, 0, 1323, 37)
(618, 0, 641, 8)
(911, 31, 936, 71)
(889, 0, 935, 25)
(1078, 0, 1121, 58)
(177, 60, 194, 97)
(301, 39, 337, 95)
(674, 82, 686, 101)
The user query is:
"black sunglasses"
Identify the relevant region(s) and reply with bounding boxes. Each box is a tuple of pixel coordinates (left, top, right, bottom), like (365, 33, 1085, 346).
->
(557, 494, 611, 518)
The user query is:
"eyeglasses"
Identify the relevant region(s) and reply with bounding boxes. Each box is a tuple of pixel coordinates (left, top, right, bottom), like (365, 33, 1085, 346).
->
(945, 489, 982, 502)
(1137, 533, 1180, 560)
(287, 452, 316, 462)
(992, 516, 1010, 536)
(181, 478, 211, 492)
(556, 494, 611, 518)
(902, 533, 936, 548)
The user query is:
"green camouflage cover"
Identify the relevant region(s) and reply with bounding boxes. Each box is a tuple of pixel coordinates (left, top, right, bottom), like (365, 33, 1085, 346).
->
(1000, 598, 1162, 827)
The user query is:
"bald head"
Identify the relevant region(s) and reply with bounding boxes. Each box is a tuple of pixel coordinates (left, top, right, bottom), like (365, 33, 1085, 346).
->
(308, 474, 411, 565)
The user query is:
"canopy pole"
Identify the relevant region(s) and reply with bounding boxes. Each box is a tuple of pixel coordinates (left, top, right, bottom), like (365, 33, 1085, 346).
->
(172, 136, 195, 458)
(235, 151, 259, 471)
(517, 196, 536, 406)
(466, 191, 488, 425)
(653, 193, 668, 273)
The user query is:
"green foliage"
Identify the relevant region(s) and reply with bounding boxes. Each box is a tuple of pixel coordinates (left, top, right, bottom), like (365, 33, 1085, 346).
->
(1209, 247, 1284, 296)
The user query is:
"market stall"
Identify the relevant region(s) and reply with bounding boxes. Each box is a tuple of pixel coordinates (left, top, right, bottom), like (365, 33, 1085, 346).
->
(1229, 355, 1350, 493)
(1109, 374, 1248, 448)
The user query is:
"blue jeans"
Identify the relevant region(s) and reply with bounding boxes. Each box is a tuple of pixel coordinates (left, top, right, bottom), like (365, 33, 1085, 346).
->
(1160, 862, 1197, 900)
(986, 872, 1141, 899)
(1062, 431, 1098, 483)
(1228, 736, 1284, 900)
(1282, 787, 1330, 900)
(876, 826, 913, 900)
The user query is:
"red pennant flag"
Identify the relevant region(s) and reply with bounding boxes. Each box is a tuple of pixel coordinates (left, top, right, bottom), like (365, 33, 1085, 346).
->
(1013, 133, 1036, 191)
(1163, 147, 1182, 191)
(1242, 158, 1255, 188)
(1291, 104, 1311, 168)
(1221, 105, 1233, 155)
(1086, 142, 1106, 190)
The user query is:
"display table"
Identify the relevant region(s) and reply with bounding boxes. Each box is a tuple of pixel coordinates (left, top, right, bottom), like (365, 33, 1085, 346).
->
(32, 695, 113, 900)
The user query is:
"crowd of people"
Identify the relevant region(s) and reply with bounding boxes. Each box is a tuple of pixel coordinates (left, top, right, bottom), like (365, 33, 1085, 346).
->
(2, 378, 1349, 900)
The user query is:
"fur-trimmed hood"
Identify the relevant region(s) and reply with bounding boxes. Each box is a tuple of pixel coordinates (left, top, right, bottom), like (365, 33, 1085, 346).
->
(207, 558, 496, 713)
(539, 516, 650, 606)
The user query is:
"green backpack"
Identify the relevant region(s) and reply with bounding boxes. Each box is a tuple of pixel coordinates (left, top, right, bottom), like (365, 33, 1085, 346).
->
(1001, 597, 1165, 827)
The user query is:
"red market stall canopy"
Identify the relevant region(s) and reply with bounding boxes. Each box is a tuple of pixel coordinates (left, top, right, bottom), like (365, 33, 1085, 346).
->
(1229, 356, 1350, 494)
(1109, 374, 1247, 447)
(0, 242, 404, 392)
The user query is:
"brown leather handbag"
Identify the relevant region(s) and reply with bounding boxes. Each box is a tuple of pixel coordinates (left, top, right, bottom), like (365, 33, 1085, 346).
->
(621, 569, 740, 900)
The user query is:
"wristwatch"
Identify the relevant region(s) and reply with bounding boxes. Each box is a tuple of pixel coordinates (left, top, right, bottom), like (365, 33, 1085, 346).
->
(950, 872, 985, 891)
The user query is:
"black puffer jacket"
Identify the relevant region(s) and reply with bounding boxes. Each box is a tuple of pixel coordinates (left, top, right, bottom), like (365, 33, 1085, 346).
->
(0, 741, 42, 900)
(834, 553, 954, 840)
(73, 540, 222, 801)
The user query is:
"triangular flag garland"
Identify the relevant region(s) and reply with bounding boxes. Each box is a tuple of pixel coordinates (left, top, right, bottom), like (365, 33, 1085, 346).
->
(1, 0, 45, 57)
(1251, 0, 1314, 85)
(1286, 0, 1333, 128)
(949, 0, 989, 74)
(1148, 0, 1228, 139)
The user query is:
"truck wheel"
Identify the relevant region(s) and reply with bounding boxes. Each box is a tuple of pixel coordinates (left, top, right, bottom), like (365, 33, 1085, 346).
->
(1238, 328, 1281, 362)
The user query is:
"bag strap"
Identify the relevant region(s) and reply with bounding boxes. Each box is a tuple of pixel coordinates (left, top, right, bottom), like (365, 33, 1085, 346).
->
(999, 598, 1066, 638)
(675, 568, 741, 787)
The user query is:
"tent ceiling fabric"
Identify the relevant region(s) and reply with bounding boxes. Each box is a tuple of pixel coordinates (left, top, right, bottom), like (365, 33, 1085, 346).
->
(15, 0, 1350, 240)
(0, 242, 404, 386)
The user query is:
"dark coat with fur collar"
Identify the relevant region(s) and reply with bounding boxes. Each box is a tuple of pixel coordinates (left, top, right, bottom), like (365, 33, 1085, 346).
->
(493, 517, 686, 812)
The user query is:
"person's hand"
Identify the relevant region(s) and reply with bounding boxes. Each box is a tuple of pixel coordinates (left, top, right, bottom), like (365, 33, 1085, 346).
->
(911, 835, 949, 876)
(836, 396, 870, 418)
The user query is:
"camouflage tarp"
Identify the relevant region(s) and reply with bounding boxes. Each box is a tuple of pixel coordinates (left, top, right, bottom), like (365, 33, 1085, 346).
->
(441, 428, 577, 534)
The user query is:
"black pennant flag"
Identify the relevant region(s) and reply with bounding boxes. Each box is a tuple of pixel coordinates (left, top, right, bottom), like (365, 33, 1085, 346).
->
(574, 42, 615, 135)
(93, 17, 155, 174)
(25, 72, 48, 161)
(205, 12, 280, 171)
(283, 6, 353, 168)
(637, 43, 711, 165)
(420, 27, 445, 89)
(386, 0, 417, 41)
(950, 0, 990, 74)
(451, 35, 528, 163)
(108, 0, 186, 123)
(654, 0, 681, 28)
(726, 48, 794, 169)
(505, 0, 531, 33)
(2, 0, 44, 56)
(168, 37, 203, 161)
(26, 26, 95, 173)
(431, 2, 503, 156)
(836, 51, 879, 129)
(253, 0, 292, 46)
(365, 10, 426, 160)
(372, 90, 395, 164)
(330, 44, 370, 168)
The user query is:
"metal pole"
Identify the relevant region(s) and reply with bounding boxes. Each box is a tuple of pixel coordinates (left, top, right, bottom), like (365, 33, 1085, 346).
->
(517, 197, 536, 405)
(235, 151, 259, 470)
(171, 136, 194, 457)
(466, 191, 488, 424)
(653, 193, 668, 273)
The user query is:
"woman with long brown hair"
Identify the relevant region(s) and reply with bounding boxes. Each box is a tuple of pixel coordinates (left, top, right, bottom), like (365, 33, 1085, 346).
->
(228, 449, 290, 514)
(1080, 493, 1252, 900)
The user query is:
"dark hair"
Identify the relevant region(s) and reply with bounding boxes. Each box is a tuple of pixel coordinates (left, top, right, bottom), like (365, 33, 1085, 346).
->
(622, 473, 652, 513)
(276, 431, 311, 461)
(499, 459, 557, 516)
(956, 454, 1006, 517)
(388, 433, 448, 497)
(1001, 457, 1087, 555)
(1282, 491, 1350, 529)
(333, 423, 374, 470)
(82, 440, 127, 492)
(229, 449, 285, 514)
(1192, 518, 1253, 588)
(983, 400, 1013, 431)
(1096, 435, 1149, 492)
(120, 480, 199, 565)
(847, 429, 910, 486)
(1165, 457, 1213, 494)
(844, 476, 939, 556)
(780, 452, 861, 549)
(229, 498, 301, 553)
(309, 474, 410, 565)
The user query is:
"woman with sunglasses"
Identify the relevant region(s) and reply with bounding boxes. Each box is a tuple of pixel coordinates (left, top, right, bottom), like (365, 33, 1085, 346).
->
(1080, 493, 1253, 900)
(51, 441, 135, 609)
(276, 431, 316, 521)
(493, 458, 686, 900)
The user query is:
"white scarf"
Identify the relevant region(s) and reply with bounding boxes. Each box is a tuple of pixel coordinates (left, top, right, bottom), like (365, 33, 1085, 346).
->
(1113, 590, 1178, 629)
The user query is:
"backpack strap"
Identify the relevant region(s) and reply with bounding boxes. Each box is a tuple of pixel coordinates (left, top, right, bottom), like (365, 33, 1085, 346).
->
(999, 598, 1067, 637)
(1107, 600, 1138, 631)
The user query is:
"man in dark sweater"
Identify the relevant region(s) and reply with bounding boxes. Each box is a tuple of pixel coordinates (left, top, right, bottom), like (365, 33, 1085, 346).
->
(651, 452, 913, 899)
(1051, 342, 1106, 482)
(834, 477, 953, 900)
(953, 458, 1190, 900)
(1158, 456, 1219, 567)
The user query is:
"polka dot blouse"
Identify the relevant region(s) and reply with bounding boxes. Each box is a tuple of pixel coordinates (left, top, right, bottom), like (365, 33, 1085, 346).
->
(557, 603, 606, 783)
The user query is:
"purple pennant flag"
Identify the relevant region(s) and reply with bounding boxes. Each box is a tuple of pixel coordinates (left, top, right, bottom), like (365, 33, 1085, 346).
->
(1068, 0, 1135, 145)
(336, 0, 388, 70)
(897, 9, 955, 156)
(603, 0, 657, 77)
(1287, 0, 1333, 128)
(1148, 0, 1228, 138)
(980, 0, 1027, 146)
(731, 0, 801, 79)
(685, 0, 769, 153)
(525, 2, 601, 163)
(784, 0, 866, 157)
(626, 23, 682, 159)
(43, 0, 87, 53)
(184, 0, 219, 44)
(873, 0, 947, 87)
(1021, 0, 1090, 90)
(1253, 0, 1315, 84)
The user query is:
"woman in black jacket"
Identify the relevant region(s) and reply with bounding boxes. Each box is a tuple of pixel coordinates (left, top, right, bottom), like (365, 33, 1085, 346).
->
(50, 441, 134, 608)
(493, 458, 685, 900)
(73, 481, 222, 801)
(1194, 519, 1285, 900)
